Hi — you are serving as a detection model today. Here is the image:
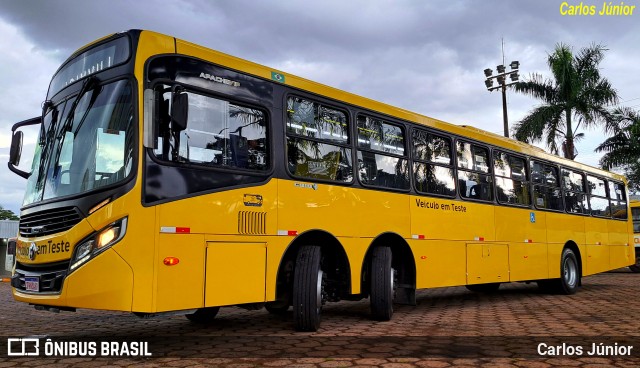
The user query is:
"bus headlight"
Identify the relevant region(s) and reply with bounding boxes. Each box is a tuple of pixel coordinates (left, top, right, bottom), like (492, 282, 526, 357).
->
(70, 217, 128, 272)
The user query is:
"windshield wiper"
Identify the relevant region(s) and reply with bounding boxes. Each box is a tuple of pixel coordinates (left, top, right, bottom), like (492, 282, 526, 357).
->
(39, 100, 54, 147)
(48, 77, 100, 180)
(35, 104, 59, 187)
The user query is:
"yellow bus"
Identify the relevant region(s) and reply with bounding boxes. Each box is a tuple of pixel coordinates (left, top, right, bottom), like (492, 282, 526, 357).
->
(8, 30, 634, 331)
(630, 200, 640, 272)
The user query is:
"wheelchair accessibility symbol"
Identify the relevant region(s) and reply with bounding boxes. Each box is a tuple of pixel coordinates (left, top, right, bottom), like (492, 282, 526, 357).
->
(530, 212, 536, 223)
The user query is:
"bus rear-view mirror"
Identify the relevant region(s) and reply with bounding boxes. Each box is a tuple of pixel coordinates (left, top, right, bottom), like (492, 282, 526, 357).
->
(9, 131, 23, 166)
(171, 92, 189, 131)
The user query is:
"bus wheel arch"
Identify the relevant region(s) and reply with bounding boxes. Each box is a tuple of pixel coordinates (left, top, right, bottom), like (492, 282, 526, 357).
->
(273, 230, 351, 310)
(362, 233, 417, 310)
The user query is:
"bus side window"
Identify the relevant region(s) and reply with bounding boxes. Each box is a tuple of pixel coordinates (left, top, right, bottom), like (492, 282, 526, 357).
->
(412, 129, 455, 197)
(587, 175, 610, 217)
(457, 141, 492, 201)
(563, 169, 588, 215)
(532, 161, 563, 211)
(494, 152, 530, 206)
(609, 181, 628, 219)
(286, 96, 353, 183)
(356, 115, 409, 190)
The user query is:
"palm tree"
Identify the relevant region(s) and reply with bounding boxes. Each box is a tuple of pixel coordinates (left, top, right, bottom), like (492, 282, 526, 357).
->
(596, 107, 640, 192)
(512, 43, 618, 159)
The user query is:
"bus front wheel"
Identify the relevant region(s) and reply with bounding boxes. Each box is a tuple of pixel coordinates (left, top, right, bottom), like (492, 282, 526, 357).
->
(293, 245, 324, 331)
(185, 307, 220, 324)
(370, 246, 395, 321)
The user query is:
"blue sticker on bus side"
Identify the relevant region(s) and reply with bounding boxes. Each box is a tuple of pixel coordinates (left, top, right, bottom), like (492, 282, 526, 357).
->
(530, 212, 536, 223)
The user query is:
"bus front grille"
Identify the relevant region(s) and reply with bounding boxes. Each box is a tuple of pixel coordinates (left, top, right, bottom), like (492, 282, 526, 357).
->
(11, 261, 69, 294)
(20, 207, 82, 237)
(238, 211, 266, 235)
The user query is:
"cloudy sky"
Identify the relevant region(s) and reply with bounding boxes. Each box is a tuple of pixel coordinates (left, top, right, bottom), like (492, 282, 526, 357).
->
(1, 0, 639, 215)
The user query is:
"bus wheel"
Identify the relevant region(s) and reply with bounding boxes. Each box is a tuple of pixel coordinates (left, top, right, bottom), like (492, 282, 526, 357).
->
(185, 307, 220, 324)
(265, 301, 290, 314)
(293, 245, 324, 331)
(549, 247, 580, 294)
(465, 283, 501, 293)
(370, 246, 395, 321)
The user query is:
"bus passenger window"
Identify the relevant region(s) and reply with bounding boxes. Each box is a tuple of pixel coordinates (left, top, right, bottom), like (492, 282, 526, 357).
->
(413, 130, 455, 197)
(287, 137, 353, 182)
(587, 176, 610, 217)
(287, 97, 348, 145)
(532, 161, 563, 211)
(563, 169, 588, 214)
(356, 115, 409, 190)
(457, 141, 492, 201)
(609, 181, 628, 219)
(286, 96, 352, 183)
(494, 152, 529, 206)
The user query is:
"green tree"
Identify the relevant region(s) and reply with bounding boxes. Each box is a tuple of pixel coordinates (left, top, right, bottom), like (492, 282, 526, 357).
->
(512, 43, 618, 159)
(0, 205, 19, 220)
(595, 107, 640, 192)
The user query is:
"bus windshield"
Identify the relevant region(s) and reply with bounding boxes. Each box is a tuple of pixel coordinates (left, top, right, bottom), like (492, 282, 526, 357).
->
(23, 79, 135, 206)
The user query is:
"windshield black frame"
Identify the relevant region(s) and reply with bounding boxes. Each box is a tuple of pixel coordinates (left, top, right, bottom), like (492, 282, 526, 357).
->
(23, 77, 138, 209)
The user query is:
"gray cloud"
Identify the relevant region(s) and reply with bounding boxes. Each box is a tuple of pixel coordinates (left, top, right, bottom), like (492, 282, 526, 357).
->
(0, 0, 639, 214)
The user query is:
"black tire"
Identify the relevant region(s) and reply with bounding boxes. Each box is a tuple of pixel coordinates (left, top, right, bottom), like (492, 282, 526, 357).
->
(265, 301, 290, 314)
(541, 248, 580, 294)
(558, 248, 580, 294)
(370, 246, 394, 321)
(185, 307, 220, 324)
(293, 245, 323, 331)
(465, 283, 501, 293)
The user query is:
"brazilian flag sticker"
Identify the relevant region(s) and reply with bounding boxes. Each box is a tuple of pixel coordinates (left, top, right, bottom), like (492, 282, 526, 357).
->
(271, 72, 285, 83)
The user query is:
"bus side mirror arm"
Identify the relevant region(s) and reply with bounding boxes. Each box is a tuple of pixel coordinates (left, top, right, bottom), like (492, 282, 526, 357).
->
(8, 116, 41, 179)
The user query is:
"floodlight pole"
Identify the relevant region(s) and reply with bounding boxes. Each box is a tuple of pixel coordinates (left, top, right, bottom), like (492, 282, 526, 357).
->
(484, 62, 520, 138)
(501, 82, 509, 138)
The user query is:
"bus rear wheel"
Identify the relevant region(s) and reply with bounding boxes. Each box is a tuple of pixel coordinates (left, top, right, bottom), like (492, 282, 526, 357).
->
(293, 245, 324, 331)
(370, 246, 395, 321)
(558, 248, 580, 294)
(540, 248, 580, 294)
(185, 307, 220, 324)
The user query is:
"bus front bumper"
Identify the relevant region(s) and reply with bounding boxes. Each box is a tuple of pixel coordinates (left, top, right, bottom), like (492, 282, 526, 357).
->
(12, 248, 134, 312)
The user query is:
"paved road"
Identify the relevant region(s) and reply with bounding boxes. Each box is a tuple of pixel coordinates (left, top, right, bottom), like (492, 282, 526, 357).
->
(1, 270, 640, 367)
